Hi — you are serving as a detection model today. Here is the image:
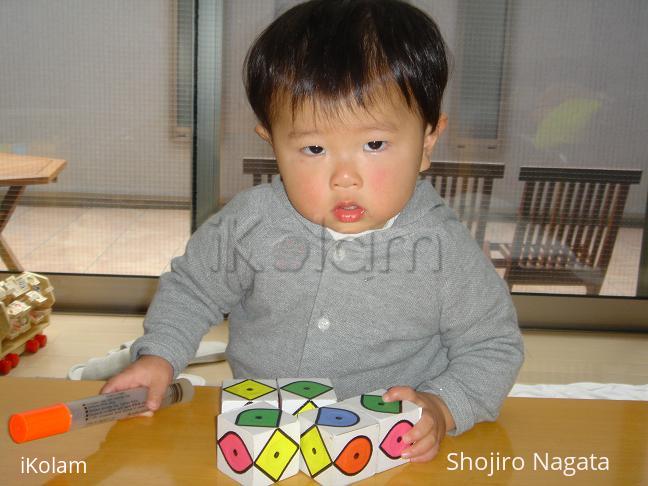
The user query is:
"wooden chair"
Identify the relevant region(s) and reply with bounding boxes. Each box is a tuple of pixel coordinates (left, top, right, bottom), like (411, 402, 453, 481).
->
(419, 161, 505, 249)
(491, 167, 642, 295)
(243, 157, 279, 186)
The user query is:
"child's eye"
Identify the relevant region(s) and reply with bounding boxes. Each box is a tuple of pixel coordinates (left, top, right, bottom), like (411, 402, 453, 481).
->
(301, 145, 325, 156)
(363, 141, 387, 152)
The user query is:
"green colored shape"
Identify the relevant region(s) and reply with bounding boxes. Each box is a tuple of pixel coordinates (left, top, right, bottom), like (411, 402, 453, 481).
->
(281, 380, 332, 399)
(300, 425, 332, 477)
(255, 429, 299, 482)
(360, 394, 402, 414)
(235, 408, 281, 428)
(223, 379, 275, 400)
(533, 98, 601, 149)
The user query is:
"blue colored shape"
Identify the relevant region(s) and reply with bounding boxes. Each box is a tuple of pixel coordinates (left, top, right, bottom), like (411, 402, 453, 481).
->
(315, 407, 359, 427)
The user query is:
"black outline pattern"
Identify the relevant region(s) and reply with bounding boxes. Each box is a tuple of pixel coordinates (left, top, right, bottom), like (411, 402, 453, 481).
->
(217, 431, 253, 474)
(254, 428, 299, 482)
(235, 408, 282, 428)
(360, 394, 402, 414)
(315, 407, 360, 427)
(379, 420, 414, 459)
(294, 399, 317, 415)
(280, 380, 333, 399)
(223, 378, 276, 400)
(300, 425, 333, 478)
(334, 435, 373, 476)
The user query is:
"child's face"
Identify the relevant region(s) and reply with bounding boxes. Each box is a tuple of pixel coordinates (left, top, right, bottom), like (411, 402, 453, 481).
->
(256, 90, 446, 234)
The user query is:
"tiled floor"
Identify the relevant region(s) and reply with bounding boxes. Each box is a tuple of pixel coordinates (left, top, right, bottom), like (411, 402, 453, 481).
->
(0, 206, 191, 276)
(0, 205, 644, 295)
(7, 313, 648, 387)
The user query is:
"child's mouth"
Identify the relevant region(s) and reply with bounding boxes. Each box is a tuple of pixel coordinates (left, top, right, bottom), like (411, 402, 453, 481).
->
(333, 202, 366, 223)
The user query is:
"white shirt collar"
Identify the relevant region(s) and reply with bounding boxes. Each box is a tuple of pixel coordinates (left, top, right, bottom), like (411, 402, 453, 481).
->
(326, 213, 400, 241)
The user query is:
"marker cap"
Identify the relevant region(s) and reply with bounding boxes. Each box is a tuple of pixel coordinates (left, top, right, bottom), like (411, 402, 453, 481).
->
(9, 403, 72, 443)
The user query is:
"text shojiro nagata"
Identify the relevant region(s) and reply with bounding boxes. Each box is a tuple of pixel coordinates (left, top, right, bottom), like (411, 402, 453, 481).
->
(447, 451, 609, 477)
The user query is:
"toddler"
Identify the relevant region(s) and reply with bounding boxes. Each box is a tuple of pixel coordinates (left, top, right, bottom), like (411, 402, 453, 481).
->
(104, 0, 524, 463)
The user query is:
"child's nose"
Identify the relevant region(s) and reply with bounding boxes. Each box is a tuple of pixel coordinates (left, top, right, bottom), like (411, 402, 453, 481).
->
(330, 160, 362, 189)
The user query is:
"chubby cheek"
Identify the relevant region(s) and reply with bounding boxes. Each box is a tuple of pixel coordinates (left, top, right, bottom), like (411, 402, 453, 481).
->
(285, 172, 329, 222)
(367, 166, 390, 191)
(367, 166, 410, 211)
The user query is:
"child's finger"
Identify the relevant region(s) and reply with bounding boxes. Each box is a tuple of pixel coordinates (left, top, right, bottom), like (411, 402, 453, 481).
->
(382, 386, 419, 404)
(400, 434, 435, 460)
(100, 372, 136, 394)
(409, 443, 441, 463)
(146, 379, 168, 411)
(401, 413, 434, 445)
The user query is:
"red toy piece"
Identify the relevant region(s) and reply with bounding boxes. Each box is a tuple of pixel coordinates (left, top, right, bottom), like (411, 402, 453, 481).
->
(0, 358, 12, 375)
(6, 353, 20, 368)
(25, 339, 40, 353)
(35, 334, 48, 347)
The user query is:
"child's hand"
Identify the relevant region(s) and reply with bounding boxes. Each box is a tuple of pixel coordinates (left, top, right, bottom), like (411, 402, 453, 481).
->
(100, 355, 174, 414)
(381, 386, 455, 463)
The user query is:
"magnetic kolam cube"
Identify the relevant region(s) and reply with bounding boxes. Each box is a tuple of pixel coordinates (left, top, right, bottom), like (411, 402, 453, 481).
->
(221, 378, 279, 413)
(217, 401, 300, 485)
(341, 389, 422, 473)
(277, 378, 337, 415)
(297, 403, 379, 485)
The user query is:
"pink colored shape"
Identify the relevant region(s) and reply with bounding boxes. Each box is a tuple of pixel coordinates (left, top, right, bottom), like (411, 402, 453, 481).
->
(379, 420, 414, 459)
(218, 431, 253, 473)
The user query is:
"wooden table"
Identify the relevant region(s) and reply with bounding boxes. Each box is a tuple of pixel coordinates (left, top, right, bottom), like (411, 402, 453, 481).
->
(0, 153, 67, 271)
(1, 378, 646, 485)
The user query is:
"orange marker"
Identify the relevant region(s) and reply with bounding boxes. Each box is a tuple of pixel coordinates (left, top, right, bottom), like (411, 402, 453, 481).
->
(9, 378, 194, 443)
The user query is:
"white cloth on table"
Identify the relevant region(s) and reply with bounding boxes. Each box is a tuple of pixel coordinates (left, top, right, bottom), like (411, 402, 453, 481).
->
(509, 383, 648, 401)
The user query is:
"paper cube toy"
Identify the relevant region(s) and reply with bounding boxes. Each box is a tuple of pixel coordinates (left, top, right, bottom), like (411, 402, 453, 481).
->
(217, 402, 300, 485)
(277, 378, 337, 415)
(221, 378, 279, 413)
(342, 389, 422, 473)
(298, 404, 379, 485)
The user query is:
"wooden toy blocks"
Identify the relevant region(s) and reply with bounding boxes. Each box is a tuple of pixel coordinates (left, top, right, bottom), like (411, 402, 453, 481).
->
(0, 272, 55, 375)
(277, 378, 337, 415)
(298, 403, 379, 485)
(341, 389, 422, 473)
(217, 401, 300, 485)
(221, 378, 279, 413)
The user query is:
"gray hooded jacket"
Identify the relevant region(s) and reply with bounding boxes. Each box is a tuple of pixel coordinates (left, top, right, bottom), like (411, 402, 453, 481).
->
(131, 176, 524, 434)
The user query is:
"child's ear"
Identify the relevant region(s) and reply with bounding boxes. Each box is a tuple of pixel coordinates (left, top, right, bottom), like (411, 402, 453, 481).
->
(254, 124, 273, 146)
(419, 113, 448, 171)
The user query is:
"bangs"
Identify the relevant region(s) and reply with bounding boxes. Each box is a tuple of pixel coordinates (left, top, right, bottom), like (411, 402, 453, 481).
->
(269, 76, 413, 130)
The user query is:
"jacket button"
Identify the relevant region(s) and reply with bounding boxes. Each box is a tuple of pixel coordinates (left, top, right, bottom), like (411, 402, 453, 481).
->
(333, 243, 346, 263)
(317, 317, 331, 331)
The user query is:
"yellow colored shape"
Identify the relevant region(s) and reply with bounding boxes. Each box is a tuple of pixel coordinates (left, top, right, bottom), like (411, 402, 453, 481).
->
(533, 98, 601, 149)
(223, 379, 275, 400)
(300, 426, 332, 477)
(254, 429, 299, 482)
(294, 400, 317, 415)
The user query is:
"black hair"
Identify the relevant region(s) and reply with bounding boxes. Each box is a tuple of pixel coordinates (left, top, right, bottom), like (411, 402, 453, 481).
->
(244, 0, 449, 131)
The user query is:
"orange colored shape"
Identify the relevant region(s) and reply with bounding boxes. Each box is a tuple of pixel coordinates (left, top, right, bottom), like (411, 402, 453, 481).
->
(9, 403, 72, 443)
(334, 435, 373, 476)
